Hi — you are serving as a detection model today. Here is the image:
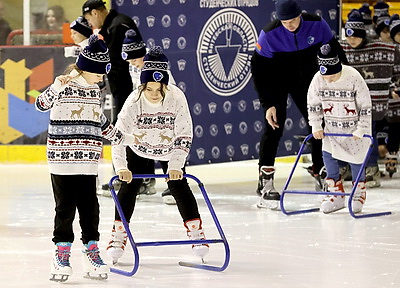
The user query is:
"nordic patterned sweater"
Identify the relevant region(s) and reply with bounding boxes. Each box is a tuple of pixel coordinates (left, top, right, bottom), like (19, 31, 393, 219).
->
(35, 70, 134, 175)
(112, 84, 192, 173)
(307, 65, 372, 164)
(339, 39, 400, 120)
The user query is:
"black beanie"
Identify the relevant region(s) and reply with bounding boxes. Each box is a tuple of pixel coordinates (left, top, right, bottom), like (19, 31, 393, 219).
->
(318, 44, 342, 76)
(121, 29, 146, 61)
(345, 9, 367, 38)
(140, 46, 169, 85)
(275, 0, 302, 21)
(70, 16, 93, 38)
(375, 13, 391, 36)
(390, 14, 400, 40)
(76, 34, 111, 75)
(359, 3, 373, 25)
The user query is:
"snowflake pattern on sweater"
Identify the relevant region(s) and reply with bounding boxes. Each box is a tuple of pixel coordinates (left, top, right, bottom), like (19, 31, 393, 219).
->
(112, 84, 192, 173)
(35, 70, 131, 175)
(340, 39, 400, 120)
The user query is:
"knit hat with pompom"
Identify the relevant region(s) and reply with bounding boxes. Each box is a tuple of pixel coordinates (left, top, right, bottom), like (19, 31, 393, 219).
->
(140, 46, 169, 85)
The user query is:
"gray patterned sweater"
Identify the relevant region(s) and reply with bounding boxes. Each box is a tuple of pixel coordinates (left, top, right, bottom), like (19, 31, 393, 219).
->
(339, 39, 400, 120)
(35, 70, 134, 175)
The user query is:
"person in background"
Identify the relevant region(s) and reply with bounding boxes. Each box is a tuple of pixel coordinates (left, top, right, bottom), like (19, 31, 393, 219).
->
(82, 0, 144, 195)
(35, 35, 135, 282)
(43, 5, 67, 31)
(373, 0, 390, 25)
(64, 16, 93, 58)
(359, 3, 378, 39)
(0, 1, 11, 45)
(340, 10, 400, 188)
(107, 47, 209, 264)
(120, 29, 177, 204)
(250, 0, 347, 209)
(307, 43, 371, 214)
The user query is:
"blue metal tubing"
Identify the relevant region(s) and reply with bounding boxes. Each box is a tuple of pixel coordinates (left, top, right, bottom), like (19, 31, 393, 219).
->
(108, 174, 230, 277)
(280, 133, 392, 219)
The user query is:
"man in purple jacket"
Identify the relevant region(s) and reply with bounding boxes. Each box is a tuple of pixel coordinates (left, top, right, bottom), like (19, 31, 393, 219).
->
(251, 0, 347, 209)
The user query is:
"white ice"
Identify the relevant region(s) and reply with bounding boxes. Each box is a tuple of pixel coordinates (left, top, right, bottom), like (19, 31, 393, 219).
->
(1, 159, 400, 288)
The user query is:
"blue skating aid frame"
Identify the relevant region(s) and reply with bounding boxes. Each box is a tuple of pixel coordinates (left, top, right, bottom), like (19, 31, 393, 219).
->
(108, 173, 230, 276)
(280, 133, 392, 219)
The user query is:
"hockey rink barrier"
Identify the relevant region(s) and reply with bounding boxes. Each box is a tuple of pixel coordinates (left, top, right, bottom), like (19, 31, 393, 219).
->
(280, 133, 392, 219)
(108, 174, 230, 276)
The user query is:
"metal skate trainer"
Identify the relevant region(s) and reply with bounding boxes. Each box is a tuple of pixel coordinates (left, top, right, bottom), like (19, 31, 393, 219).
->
(280, 133, 392, 219)
(108, 174, 230, 276)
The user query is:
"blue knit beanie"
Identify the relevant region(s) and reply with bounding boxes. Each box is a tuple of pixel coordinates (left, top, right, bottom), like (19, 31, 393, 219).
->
(275, 0, 302, 21)
(359, 3, 372, 25)
(76, 34, 111, 75)
(345, 9, 366, 38)
(390, 14, 400, 40)
(318, 44, 342, 76)
(140, 46, 169, 85)
(70, 16, 92, 38)
(375, 13, 391, 36)
(121, 29, 146, 61)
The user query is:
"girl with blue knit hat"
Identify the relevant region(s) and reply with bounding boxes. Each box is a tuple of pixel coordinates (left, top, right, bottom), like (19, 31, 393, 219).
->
(307, 44, 372, 214)
(121, 29, 177, 202)
(64, 16, 93, 58)
(36, 34, 135, 282)
(106, 46, 209, 264)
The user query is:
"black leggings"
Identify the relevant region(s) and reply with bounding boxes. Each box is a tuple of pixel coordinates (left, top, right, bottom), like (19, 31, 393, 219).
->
(51, 174, 99, 244)
(115, 147, 200, 223)
(259, 91, 323, 173)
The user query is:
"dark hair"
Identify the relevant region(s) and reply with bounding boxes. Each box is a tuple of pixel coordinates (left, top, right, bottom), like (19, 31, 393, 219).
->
(137, 82, 168, 104)
(45, 5, 67, 30)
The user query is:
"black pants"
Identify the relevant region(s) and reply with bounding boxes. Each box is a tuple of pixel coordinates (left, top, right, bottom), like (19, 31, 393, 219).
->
(115, 147, 200, 223)
(51, 174, 99, 244)
(387, 121, 400, 153)
(259, 90, 323, 174)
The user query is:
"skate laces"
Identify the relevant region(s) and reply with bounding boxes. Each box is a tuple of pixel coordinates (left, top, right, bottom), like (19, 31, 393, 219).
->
(84, 241, 105, 266)
(56, 248, 71, 266)
(55, 242, 71, 266)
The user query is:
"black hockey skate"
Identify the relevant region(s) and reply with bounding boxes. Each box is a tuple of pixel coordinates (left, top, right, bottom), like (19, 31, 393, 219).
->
(385, 153, 398, 178)
(257, 166, 280, 210)
(305, 166, 327, 191)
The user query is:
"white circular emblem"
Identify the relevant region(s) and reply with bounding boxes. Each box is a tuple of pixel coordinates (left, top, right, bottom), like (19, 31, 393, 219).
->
(197, 8, 257, 96)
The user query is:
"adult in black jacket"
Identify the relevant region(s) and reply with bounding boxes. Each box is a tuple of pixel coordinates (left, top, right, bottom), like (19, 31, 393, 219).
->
(251, 0, 347, 209)
(83, 0, 142, 121)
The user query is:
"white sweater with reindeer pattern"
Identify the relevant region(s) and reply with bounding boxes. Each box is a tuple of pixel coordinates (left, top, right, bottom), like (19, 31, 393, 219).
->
(112, 84, 193, 173)
(307, 65, 372, 164)
(35, 69, 134, 175)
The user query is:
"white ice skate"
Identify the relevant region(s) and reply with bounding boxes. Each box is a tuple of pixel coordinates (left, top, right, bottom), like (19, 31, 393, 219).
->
(107, 220, 127, 264)
(185, 218, 209, 263)
(137, 178, 157, 200)
(50, 242, 72, 282)
(365, 166, 381, 188)
(82, 241, 109, 280)
(352, 181, 367, 214)
(321, 178, 345, 214)
(162, 188, 176, 205)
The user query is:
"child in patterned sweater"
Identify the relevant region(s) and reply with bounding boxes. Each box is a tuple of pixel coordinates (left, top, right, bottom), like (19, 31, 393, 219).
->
(36, 35, 134, 282)
(307, 44, 372, 214)
(106, 46, 209, 264)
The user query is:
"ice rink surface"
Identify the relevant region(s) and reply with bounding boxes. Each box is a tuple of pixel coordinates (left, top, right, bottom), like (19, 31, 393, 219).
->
(1, 159, 400, 288)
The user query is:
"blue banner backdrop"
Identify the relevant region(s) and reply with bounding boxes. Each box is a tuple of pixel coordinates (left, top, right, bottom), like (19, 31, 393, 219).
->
(115, 0, 340, 165)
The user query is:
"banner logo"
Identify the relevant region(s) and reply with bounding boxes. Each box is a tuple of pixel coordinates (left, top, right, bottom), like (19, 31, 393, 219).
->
(197, 8, 257, 96)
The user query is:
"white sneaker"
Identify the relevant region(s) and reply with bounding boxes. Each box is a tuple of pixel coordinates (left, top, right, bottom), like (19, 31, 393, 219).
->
(184, 218, 209, 259)
(106, 220, 127, 264)
(50, 242, 72, 282)
(81, 241, 109, 280)
(352, 181, 366, 213)
(321, 178, 345, 214)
